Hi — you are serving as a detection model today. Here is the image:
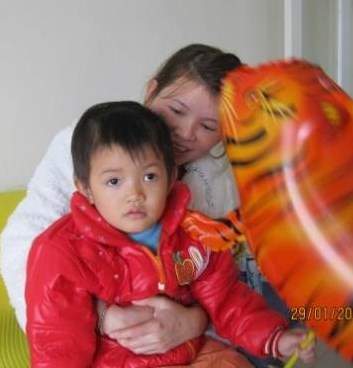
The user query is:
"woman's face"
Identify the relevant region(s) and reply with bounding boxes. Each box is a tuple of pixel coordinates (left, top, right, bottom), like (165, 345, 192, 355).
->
(146, 78, 221, 165)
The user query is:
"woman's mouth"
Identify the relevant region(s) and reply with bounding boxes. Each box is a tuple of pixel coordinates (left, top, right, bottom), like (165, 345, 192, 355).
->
(173, 141, 191, 154)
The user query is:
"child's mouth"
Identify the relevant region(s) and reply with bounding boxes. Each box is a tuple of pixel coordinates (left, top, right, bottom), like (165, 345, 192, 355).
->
(125, 209, 146, 219)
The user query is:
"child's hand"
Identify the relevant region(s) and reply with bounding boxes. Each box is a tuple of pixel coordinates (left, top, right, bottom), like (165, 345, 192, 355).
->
(278, 328, 316, 365)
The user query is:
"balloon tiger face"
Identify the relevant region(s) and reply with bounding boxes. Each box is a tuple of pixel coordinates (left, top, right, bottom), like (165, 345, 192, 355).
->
(219, 59, 353, 361)
(220, 60, 353, 195)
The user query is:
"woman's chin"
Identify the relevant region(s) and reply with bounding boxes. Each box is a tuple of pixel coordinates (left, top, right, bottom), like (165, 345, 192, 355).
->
(175, 152, 197, 166)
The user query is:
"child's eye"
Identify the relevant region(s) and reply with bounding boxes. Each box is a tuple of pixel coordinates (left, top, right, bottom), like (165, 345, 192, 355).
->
(107, 178, 121, 186)
(144, 173, 157, 182)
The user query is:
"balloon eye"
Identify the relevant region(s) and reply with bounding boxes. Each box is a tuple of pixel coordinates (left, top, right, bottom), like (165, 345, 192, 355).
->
(321, 102, 341, 127)
(245, 90, 259, 107)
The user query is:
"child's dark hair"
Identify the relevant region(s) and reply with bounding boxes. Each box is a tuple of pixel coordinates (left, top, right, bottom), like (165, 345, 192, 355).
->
(148, 43, 242, 101)
(71, 101, 175, 187)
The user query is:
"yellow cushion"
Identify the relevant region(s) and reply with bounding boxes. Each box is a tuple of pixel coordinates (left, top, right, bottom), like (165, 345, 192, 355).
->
(0, 189, 29, 367)
(0, 189, 26, 232)
(0, 189, 26, 308)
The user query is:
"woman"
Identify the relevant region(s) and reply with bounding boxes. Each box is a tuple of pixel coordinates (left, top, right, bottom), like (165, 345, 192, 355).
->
(1, 44, 286, 366)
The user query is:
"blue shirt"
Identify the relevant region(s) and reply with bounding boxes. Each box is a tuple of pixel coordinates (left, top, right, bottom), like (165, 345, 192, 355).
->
(129, 223, 162, 252)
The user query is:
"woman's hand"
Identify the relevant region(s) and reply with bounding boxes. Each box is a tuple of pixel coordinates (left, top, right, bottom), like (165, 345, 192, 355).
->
(104, 296, 208, 355)
(102, 303, 154, 336)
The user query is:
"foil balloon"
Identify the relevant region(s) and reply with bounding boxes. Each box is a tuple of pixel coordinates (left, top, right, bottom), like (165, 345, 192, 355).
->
(218, 59, 353, 360)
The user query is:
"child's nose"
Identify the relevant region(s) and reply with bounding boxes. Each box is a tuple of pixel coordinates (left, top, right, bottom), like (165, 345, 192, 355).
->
(127, 183, 145, 204)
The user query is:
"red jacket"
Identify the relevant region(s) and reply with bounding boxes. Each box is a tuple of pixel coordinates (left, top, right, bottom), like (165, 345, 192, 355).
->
(26, 182, 287, 367)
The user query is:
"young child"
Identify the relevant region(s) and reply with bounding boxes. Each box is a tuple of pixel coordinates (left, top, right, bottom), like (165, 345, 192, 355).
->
(25, 101, 314, 367)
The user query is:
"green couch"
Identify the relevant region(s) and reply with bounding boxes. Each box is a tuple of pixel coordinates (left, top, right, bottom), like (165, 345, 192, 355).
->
(0, 190, 29, 367)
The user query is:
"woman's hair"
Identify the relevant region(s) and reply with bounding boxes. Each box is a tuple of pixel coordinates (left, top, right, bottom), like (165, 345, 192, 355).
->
(71, 101, 175, 187)
(148, 43, 242, 100)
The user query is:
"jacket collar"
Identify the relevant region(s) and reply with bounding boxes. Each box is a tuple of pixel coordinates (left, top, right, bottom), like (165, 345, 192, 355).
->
(71, 181, 190, 248)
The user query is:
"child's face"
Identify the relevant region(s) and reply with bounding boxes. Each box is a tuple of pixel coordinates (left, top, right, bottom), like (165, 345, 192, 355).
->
(81, 144, 172, 233)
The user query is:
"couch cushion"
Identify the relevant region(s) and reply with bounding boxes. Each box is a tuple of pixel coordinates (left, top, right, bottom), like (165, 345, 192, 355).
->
(0, 189, 29, 367)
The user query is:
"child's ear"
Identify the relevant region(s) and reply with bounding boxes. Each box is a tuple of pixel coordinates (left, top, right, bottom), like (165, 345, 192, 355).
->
(75, 178, 94, 204)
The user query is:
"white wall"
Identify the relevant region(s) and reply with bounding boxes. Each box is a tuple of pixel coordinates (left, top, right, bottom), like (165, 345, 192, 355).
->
(339, 0, 353, 95)
(301, 0, 353, 95)
(302, 0, 338, 80)
(0, 0, 284, 190)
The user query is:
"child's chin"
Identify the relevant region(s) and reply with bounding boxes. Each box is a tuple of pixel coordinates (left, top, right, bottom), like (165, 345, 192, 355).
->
(122, 222, 151, 234)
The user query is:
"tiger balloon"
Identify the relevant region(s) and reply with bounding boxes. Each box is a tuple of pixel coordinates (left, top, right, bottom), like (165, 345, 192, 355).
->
(184, 59, 353, 361)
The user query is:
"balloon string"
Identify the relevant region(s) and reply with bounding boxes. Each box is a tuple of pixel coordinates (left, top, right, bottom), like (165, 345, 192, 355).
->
(283, 330, 315, 368)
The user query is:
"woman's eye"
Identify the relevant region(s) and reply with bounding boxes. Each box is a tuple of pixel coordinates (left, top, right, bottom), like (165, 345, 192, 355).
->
(107, 178, 120, 186)
(169, 106, 183, 115)
(201, 123, 217, 132)
(144, 173, 157, 181)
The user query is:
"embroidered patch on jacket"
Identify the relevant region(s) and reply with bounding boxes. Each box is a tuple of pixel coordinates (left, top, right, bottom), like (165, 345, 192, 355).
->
(173, 246, 210, 285)
(173, 250, 196, 285)
(188, 246, 210, 279)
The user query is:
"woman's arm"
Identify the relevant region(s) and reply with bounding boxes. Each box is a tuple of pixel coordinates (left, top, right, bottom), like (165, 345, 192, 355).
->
(103, 296, 208, 355)
(1, 125, 75, 330)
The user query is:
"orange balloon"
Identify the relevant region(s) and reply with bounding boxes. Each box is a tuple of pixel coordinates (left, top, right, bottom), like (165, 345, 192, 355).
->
(219, 59, 353, 360)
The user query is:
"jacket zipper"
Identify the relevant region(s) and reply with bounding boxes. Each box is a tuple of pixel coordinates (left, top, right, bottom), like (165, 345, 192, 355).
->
(140, 242, 197, 361)
(140, 241, 166, 292)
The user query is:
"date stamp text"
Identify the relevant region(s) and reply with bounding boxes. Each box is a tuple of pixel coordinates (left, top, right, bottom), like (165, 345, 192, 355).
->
(290, 306, 353, 321)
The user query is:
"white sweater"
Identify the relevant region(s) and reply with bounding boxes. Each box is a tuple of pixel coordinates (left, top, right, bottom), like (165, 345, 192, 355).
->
(0, 125, 239, 330)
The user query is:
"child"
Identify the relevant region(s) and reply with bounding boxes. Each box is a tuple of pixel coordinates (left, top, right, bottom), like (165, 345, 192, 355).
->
(25, 101, 314, 367)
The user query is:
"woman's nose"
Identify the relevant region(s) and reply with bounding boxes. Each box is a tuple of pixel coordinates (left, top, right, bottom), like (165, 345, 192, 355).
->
(176, 120, 196, 141)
